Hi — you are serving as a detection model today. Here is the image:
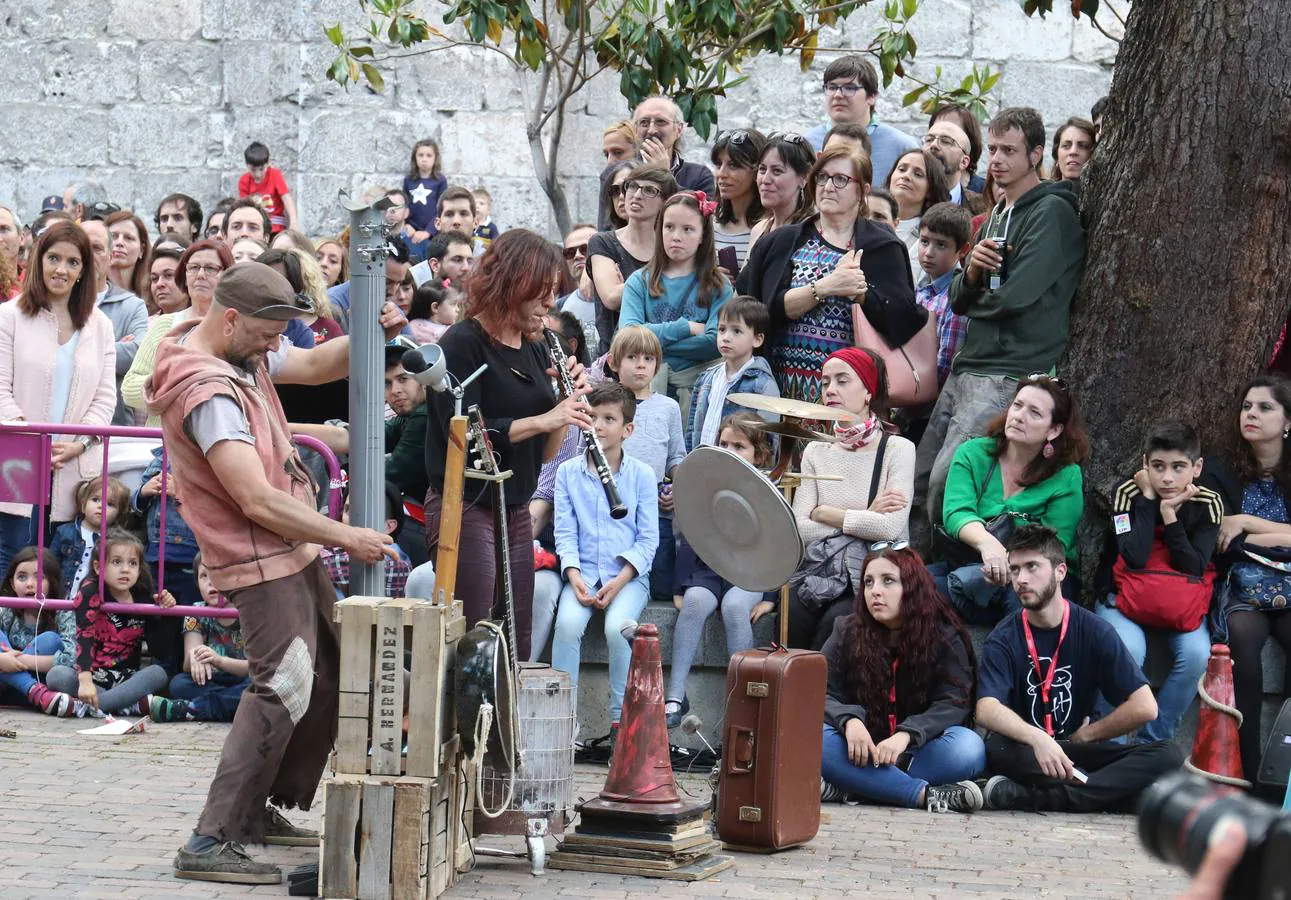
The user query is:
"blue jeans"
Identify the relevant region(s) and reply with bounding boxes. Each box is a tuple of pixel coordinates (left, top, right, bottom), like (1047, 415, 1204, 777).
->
(1096, 600, 1210, 742)
(0, 512, 41, 579)
(0, 628, 61, 697)
(169, 671, 251, 722)
(933, 561, 1078, 627)
(821, 724, 986, 808)
(551, 577, 650, 723)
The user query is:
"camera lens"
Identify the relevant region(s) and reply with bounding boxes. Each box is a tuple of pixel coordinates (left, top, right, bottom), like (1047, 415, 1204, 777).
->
(1138, 772, 1278, 897)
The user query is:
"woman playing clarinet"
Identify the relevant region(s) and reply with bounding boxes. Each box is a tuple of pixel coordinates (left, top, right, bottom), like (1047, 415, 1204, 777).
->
(424, 229, 591, 659)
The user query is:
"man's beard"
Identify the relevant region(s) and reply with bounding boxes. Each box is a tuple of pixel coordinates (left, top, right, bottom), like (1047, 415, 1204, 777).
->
(1018, 575, 1059, 610)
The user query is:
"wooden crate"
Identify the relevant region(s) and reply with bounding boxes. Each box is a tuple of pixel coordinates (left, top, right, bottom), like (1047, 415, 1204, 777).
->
(335, 598, 466, 777)
(320, 740, 471, 900)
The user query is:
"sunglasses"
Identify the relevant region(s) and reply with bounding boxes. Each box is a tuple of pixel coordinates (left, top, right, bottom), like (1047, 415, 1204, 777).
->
(719, 130, 753, 145)
(870, 540, 910, 553)
(562, 243, 588, 260)
(1024, 372, 1069, 391)
(767, 131, 809, 147)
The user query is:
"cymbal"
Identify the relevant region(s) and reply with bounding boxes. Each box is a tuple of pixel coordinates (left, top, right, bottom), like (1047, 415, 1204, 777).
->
(727, 393, 856, 422)
(673, 446, 803, 592)
(751, 419, 837, 443)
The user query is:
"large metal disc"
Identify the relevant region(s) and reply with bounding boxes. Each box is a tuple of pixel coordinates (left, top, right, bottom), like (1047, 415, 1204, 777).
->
(672, 446, 802, 592)
(727, 392, 856, 421)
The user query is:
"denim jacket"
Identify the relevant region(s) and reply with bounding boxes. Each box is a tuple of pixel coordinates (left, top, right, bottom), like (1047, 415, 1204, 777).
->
(133, 446, 199, 566)
(685, 355, 779, 451)
(49, 520, 92, 599)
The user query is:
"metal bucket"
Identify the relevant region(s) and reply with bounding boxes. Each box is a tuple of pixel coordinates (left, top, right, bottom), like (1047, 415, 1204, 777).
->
(477, 662, 576, 837)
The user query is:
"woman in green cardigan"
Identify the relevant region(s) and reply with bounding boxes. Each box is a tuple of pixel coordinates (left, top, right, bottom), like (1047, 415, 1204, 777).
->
(934, 375, 1090, 623)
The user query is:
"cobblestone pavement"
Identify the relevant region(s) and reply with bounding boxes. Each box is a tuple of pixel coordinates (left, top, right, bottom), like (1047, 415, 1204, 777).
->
(0, 710, 1190, 899)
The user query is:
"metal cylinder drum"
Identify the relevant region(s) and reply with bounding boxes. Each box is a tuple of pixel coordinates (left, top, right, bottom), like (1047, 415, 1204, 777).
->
(477, 663, 576, 835)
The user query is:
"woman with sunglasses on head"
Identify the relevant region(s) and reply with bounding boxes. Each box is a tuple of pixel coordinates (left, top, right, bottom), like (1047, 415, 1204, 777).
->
(744, 132, 815, 257)
(742, 146, 923, 410)
(121, 240, 235, 424)
(935, 374, 1088, 625)
(787, 348, 915, 651)
(710, 129, 766, 275)
(820, 544, 985, 812)
(586, 164, 678, 355)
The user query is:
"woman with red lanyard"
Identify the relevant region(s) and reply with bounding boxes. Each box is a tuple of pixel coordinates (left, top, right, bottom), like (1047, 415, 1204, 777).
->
(819, 544, 986, 812)
(739, 144, 923, 407)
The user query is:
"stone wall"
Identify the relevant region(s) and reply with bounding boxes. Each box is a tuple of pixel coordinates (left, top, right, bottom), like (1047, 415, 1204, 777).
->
(0, 0, 1120, 240)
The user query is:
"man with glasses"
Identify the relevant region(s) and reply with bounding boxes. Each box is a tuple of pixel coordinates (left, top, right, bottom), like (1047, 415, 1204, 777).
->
(632, 96, 715, 195)
(558, 223, 600, 353)
(910, 107, 1086, 552)
(805, 55, 918, 185)
(922, 120, 986, 213)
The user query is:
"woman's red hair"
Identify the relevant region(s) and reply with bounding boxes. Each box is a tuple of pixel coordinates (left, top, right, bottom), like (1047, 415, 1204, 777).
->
(837, 548, 975, 739)
(174, 239, 234, 294)
(464, 229, 562, 335)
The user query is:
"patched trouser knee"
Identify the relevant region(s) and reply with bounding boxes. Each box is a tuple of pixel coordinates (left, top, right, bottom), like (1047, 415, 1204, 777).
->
(267, 636, 314, 725)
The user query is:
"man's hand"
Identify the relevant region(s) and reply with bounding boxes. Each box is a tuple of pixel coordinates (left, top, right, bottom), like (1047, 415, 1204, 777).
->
(1027, 729, 1076, 781)
(343, 527, 398, 565)
(1133, 467, 1155, 500)
(567, 570, 595, 607)
(843, 717, 876, 766)
(640, 137, 670, 165)
(872, 730, 912, 767)
(967, 239, 1003, 281)
(1176, 818, 1245, 900)
(379, 300, 407, 340)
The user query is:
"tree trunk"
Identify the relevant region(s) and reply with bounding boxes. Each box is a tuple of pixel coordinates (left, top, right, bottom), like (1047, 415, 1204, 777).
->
(1064, 0, 1291, 579)
(528, 132, 573, 235)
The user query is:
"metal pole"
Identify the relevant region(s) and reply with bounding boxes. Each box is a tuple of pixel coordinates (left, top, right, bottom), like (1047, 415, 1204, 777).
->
(342, 192, 391, 597)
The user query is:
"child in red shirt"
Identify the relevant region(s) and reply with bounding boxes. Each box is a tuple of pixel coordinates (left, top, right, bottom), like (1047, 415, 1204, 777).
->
(237, 141, 297, 234)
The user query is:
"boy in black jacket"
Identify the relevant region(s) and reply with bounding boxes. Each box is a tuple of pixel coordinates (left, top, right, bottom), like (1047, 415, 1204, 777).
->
(1096, 421, 1223, 742)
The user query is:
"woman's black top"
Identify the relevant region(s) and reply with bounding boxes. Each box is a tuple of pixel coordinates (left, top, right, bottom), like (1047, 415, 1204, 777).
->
(424, 318, 557, 506)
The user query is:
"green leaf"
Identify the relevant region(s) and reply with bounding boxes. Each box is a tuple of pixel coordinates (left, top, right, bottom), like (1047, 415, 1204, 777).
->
(901, 84, 928, 105)
(361, 62, 386, 92)
(324, 23, 344, 46)
(901, 0, 917, 19)
(349, 45, 374, 58)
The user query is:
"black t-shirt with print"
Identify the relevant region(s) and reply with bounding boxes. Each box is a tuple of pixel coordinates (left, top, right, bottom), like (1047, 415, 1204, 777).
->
(978, 601, 1147, 739)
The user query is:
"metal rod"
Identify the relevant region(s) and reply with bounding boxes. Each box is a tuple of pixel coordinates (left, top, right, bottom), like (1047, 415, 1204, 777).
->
(343, 193, 392, 597)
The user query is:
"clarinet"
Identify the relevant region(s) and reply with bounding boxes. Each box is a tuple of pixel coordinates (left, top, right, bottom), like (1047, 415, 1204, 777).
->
(544, 328, 628, 520)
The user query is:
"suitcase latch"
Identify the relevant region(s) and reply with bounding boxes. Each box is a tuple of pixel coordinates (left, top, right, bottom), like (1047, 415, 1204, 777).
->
(746, 682, 769, 698)
(739, 806, 762, 822)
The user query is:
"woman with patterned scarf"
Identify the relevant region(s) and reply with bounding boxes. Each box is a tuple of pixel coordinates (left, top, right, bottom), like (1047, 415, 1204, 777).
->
(786, 347, 915, 650)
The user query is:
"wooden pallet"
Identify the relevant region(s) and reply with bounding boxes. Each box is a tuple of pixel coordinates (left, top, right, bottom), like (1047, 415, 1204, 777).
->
(320, 737, 471, 900)
(335, 597, 465, 777)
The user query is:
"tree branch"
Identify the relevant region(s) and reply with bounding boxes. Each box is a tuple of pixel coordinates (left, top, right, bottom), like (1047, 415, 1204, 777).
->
(1089, 13, 1123, 45)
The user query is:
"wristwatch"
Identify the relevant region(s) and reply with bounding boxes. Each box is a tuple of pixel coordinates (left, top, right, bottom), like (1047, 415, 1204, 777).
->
(75, 435, 96, 451)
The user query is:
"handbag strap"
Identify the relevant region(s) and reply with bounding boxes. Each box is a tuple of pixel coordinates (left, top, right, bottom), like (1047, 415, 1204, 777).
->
(867, 432, 890, 508)
(981, 456, 999, 497)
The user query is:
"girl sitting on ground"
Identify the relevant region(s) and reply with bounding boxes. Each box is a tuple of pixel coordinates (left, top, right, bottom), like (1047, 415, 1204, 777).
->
(0, 548, 88, 717)
(45, 530, 178, 715)
(820, 545, 985, 813)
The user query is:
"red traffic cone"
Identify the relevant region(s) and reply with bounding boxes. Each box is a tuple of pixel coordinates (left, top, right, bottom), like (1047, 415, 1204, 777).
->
(1185, 644, 1251, 789)
(599, 623, 680, 804)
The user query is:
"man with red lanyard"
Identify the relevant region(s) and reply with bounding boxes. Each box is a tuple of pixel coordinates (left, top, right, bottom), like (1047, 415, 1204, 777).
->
(975, 525, 1182, 811)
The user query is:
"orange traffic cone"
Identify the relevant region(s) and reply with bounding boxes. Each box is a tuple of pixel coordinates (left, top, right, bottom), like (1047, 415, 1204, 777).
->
(580, 623, 703, 822)
(1185, 644, 1251, 789)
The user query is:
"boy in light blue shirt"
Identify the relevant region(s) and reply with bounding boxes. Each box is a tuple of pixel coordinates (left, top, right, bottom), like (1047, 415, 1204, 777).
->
(552, 382, 659, 730)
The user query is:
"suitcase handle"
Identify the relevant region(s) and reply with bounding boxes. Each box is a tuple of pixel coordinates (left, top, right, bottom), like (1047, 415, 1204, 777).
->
(724, 724, 755, 775)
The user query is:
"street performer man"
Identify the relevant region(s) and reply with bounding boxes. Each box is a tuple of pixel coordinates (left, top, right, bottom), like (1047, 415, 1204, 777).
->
(147, 261, 400, 884)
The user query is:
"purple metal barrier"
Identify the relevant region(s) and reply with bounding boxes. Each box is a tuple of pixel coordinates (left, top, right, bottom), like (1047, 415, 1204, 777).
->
(0, 421, 346, 620)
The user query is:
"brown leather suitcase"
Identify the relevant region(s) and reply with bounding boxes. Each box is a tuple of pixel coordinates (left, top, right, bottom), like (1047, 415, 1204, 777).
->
(717, 647, 828, 850)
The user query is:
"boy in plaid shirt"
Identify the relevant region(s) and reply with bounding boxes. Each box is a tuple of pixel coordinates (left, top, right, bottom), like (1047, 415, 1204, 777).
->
(322, 483, 412, 598)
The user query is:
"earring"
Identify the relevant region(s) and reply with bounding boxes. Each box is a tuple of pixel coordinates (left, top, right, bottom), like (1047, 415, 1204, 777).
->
(1283, 429, 1289, 439)
(1042, 440, 1055, 459)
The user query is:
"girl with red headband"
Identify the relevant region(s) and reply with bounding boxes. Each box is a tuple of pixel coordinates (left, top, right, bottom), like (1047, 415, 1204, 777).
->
(787, 347, 916, 650)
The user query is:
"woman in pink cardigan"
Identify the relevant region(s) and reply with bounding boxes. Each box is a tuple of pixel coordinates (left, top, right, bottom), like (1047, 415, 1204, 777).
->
(0, 221, 117, 573)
